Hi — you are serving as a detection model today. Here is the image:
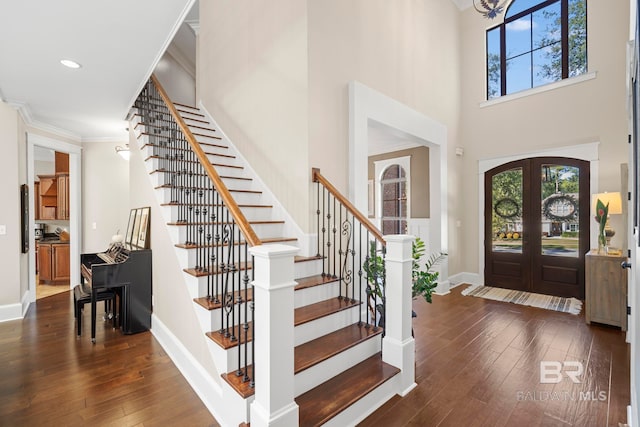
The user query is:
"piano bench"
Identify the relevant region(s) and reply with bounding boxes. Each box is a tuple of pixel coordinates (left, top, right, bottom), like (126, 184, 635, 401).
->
(73, 284, 117, 340)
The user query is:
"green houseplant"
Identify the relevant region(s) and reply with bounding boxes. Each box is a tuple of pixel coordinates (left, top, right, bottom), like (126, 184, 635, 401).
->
(412, 237, 447, 304)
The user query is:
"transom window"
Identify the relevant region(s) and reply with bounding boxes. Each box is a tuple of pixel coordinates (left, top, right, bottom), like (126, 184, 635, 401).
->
(486, 0, 587, 99)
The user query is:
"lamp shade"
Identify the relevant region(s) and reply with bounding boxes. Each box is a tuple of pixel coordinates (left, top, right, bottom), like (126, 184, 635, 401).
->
(591, 192, 622, 215)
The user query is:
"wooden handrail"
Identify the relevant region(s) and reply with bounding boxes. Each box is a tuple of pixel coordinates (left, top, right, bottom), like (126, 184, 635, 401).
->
(312, 168, 385, 245)
(150, 75, 262, 247)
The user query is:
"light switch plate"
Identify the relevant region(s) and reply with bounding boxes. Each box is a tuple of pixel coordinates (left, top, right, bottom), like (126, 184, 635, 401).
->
(0, 225, 6, 235)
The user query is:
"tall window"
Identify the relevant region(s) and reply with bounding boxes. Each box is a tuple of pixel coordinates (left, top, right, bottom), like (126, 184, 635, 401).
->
(380, 165, 407, 235)
(486, 0, 587, 99)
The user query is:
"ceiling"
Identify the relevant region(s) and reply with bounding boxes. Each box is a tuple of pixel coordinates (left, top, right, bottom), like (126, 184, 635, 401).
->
(0, 0, 196, 142)
(0, 0, 470, 143)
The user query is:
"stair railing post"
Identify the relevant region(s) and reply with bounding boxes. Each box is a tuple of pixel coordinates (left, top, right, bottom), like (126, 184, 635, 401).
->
(249, 244, 299, 427)
(382, 234, 417, 397)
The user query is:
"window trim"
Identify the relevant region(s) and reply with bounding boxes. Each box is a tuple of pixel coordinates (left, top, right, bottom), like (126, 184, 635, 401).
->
(480, 71, 596, 108)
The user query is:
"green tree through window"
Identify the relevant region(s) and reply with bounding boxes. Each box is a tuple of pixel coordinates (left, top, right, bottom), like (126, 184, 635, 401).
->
(486, 0, 587, 99)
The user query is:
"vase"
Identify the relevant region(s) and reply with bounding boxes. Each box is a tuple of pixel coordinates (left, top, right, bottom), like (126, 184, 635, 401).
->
(598, 230, 607, 254)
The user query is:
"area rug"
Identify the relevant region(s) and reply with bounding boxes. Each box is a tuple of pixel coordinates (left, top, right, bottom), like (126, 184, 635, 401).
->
(461, 285, 583, 315)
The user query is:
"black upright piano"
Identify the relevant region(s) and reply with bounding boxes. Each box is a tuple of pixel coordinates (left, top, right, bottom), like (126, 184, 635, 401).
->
(81, 244, 152, 341)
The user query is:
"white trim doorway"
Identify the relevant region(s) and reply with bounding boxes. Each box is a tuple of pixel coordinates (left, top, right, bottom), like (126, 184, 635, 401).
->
(477, 142, 600, 287)
(27, 133, 82, 305)
(348, 81, 449, 293)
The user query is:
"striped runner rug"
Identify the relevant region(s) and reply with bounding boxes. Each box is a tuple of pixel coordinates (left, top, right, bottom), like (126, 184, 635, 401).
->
(461, 285, 583, 315)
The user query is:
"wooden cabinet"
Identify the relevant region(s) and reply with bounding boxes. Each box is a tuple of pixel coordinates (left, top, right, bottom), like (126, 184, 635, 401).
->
(585, 250, 627, 330)
(34, 181, 40, 220)
(38, 175, 57, 220)
(57, 173, 69, 220)
(37, 242, 70, 284)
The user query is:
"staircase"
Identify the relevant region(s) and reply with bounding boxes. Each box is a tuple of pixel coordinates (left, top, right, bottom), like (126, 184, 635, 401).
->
(128, 76, 412, 426)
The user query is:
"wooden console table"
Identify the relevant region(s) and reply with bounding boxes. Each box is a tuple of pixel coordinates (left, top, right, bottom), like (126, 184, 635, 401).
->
(585, 249, 627, 331)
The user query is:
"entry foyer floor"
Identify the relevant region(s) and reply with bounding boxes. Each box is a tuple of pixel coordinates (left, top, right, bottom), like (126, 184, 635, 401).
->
(0, 285, 629, 426)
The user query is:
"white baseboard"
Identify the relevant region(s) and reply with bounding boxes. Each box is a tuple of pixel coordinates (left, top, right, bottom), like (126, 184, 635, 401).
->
(448, 272, 482, 288)
(0, 302, 23, 323)
(22, 289, 34, 317)
(151, 314, 226, 423)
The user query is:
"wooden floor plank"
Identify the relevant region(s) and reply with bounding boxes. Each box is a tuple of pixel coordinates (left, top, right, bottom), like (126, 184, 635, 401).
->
(0, 284, 630, 427)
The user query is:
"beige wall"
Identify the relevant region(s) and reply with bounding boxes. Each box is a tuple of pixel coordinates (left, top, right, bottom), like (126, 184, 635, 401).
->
(0, 102, 21, 307)
(155, 52, 196, 106)
(128, 129, 218, 379)
(82, 142, 130, 253)
(458, 1, 630, 275)
(198, 0, 310, 230)
(368, 146, 430, 218)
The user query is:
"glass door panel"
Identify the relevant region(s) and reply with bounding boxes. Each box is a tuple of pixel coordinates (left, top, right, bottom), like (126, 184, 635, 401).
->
(492, 168, 523, 253)
(540, 164, 580, 258)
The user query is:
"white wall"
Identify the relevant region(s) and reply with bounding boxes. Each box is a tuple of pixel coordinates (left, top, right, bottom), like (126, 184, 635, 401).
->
(198, 0, 310, 231)
(154, 52, 196, 106)
(127, 129, 219, 381)
(458, 1, 630, 275)
(82, 141, 130, 253)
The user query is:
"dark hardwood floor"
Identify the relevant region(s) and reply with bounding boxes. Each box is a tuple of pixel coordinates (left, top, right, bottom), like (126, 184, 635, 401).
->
(360, 285, 630, 427)
(0, 285, 630, 426)
(0, 291, 219, 426)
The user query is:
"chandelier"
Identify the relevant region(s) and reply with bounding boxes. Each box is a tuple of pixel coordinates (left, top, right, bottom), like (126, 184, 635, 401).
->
(473, 0, 511, 19)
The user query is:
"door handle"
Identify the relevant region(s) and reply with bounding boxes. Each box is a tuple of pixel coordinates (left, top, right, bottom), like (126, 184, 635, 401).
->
(621, 261, 632, 270)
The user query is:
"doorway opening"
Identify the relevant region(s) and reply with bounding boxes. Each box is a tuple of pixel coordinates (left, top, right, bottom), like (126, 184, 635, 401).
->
(27, 133, 82, 305)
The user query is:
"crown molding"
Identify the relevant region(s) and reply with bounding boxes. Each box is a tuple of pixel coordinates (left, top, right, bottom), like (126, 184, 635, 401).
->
(8, 99, 82, 142)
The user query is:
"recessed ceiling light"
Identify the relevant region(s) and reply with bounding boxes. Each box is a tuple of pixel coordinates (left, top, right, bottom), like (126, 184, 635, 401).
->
(60, 59, 81, 69)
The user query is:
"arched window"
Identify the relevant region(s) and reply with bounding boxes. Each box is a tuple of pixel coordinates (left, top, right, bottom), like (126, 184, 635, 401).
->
(380, 164, 408, 235)
(486, 0, 587, 99)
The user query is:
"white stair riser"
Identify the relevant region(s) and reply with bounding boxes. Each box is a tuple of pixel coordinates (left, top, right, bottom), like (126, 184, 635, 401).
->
(139, 141, 231, 160)
(165, 205, 276, 224)
(294, 334, 381, 396)
(144, 157, 246, 179)
(294, 280, 340, 308)
(207, 340, 253, 382)
(194, 303, 252, 336)
(294, 305, 362, 346)
(185, 274, 252, 299)
(293, 260, 324, 279)
(323, 374, 399, 427)
(155, 187, 264, 207)
(168, 222, 284, 244)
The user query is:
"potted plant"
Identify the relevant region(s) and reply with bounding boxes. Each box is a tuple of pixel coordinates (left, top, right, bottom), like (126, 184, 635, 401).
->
(412, 237, 447, 306)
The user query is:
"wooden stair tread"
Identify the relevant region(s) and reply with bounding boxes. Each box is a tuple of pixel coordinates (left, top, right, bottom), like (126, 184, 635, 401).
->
(206, 321, 253, 349)
(151, 171, 251, 181)
(295, 274, 339, 291)
(222, 367, 254, 398)
(294, 323, 382, 373)
(182, 116, 210, 125)
(296, 353, 399, 427)
(174, 236, 296, 250)
(294, 297, 360, 326)
(161, 201, 272, 208)
(192, 131, 222, 140)
(167, 220, 284, 226)
(184, 261, 252, 277)
(144, 155, 242, 169)
(173, 102, 199, 110)
(194, 287, 253, 311)
(176, 107, 205, 117)
(141, 142, 229, 155)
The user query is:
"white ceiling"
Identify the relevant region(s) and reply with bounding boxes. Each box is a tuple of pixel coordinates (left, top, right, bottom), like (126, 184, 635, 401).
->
(0, 0, 195, 142)
(0, 0, 469, 144)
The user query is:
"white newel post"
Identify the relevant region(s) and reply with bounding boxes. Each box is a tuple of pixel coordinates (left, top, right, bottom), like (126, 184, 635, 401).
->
(249, 244, 300, 427)
(382, 235, 417, 396)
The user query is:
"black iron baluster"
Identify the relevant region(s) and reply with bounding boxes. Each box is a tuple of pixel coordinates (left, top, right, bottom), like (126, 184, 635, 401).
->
(321, 187, 326, 277)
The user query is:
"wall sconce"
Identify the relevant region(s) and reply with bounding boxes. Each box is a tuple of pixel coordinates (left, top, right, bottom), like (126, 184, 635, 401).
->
(115, 144, 130, 160)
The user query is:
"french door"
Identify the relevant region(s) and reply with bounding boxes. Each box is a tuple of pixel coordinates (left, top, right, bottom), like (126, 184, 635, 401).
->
(485, 157, 590, 299)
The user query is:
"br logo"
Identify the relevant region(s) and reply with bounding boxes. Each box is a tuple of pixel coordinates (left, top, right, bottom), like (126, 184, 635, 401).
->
(540, 361, 583, 384)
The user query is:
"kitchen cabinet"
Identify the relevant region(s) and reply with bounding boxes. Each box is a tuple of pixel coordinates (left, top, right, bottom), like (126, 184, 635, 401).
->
(57, 173, 69, 220)
(585, 250, 628, 330)
(38, 175, 57, 220)
(38, 242, 70, 284)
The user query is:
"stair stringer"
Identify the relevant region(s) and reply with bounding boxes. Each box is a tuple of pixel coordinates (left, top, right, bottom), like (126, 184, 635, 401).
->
(129, 120, 253, 427)
(195, 102, 316, 257)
